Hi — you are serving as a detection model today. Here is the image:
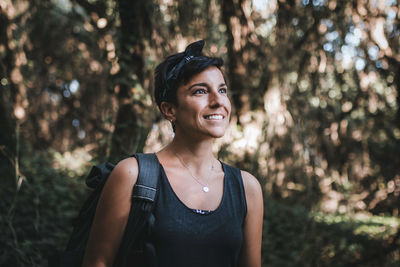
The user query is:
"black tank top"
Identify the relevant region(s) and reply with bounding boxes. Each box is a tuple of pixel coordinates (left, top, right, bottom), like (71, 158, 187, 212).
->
(152, 162, 247, 267)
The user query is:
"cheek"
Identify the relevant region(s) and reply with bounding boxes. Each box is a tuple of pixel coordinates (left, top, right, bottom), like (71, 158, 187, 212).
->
(225, 98, 232, 114)
(178, 102, 203, 120)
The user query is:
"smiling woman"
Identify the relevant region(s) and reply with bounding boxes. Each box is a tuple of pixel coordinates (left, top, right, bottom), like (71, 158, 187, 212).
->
(82, 40, 264, 267)
(161, 66, 231, 140)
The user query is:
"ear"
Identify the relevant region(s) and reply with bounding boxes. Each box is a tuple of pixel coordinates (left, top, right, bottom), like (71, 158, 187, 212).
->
(160, 101, 177, 122)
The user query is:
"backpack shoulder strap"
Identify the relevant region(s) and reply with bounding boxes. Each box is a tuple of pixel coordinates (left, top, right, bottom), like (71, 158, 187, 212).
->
(132, 153, 160, 202)
(114, 153, 160, 267)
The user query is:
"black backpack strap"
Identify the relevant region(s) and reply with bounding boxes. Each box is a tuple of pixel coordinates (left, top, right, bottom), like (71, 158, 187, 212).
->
(133, 153, 160, 202)
(114, 153, 160, 267)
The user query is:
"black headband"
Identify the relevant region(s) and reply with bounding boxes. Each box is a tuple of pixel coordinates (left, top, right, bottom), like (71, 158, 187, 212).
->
(161, 40, 205, 100)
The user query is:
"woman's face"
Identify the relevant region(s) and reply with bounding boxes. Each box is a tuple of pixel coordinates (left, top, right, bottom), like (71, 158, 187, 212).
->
(171, 66, 231, 139)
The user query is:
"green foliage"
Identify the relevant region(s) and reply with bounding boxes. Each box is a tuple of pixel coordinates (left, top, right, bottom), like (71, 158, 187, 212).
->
(263, 198, 400, 267)
(0, 146, 88, 267)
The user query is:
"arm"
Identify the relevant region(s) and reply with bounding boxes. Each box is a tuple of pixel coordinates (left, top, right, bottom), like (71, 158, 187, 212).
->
(238, 170, 264, 267)
(82, 157, 139, 267)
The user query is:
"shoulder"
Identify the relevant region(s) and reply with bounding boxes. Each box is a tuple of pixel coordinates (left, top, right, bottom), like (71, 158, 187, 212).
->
(240, 170, 263, 210)
(112, 156, 139, 179)
(95, 156, 139, 217)
(82, 156, 139, 265)
(103, 157, 139, 193)
(240, 170, 262, 198)
(237, 170, 263, 267)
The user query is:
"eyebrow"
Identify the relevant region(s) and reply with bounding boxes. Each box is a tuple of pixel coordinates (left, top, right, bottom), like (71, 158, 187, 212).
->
(187, 82, 227, 91)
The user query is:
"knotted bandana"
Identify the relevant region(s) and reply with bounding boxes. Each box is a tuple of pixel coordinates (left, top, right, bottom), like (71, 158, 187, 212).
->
(161, 40, 205, 100)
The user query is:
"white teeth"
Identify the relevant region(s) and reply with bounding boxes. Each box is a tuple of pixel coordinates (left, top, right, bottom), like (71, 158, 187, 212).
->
(205, 115, 223, 120)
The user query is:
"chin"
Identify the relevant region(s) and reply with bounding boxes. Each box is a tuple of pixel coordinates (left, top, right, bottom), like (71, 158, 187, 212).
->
(207, 128, 227, 138)
(209, 133, 225, 139)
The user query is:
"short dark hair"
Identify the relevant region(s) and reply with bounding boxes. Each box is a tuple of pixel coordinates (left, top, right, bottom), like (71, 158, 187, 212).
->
(154, 47, 223, 109)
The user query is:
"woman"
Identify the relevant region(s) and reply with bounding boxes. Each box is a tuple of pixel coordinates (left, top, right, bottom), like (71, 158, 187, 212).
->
(82, 40, 263, 267)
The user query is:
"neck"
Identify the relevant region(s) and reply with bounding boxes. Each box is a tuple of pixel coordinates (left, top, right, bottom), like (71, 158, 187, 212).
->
(166, 133, 215, 169)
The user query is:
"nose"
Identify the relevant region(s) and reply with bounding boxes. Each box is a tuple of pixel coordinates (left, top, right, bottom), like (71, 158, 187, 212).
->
(209, 90, 223, 108)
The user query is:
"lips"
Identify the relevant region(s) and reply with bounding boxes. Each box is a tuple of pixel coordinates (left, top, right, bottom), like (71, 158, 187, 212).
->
(204, 114, 224, 120)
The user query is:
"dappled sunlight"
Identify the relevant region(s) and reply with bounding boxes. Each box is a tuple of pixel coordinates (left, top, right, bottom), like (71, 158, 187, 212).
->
(2, 0, 400, 265)
(144, 120, 174, 153)
(314, 212, 400, 238)
(264, 85, 292, 137)
(52, 146, 94, 177)
(219, 110, 265, 156)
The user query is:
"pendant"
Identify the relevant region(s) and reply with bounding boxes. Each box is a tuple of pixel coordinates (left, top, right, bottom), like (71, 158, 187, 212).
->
(203, 186, 209, 193)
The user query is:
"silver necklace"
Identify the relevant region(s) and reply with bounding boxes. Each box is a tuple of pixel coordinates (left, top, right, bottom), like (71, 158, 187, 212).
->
(173, 151, 213, 193)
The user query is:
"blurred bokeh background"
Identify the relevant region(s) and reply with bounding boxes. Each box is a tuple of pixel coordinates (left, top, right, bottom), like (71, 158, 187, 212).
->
(1, 0, 400, 266)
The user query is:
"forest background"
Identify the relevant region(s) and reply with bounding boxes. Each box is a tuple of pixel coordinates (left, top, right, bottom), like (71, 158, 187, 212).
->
(1, 0, 400, 266)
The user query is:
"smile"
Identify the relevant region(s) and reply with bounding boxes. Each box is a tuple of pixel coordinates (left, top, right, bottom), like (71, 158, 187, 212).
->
(204, 114, 224, 120)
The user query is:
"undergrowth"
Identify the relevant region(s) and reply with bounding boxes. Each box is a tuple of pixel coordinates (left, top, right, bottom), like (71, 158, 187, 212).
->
(1, 147, 399, 266)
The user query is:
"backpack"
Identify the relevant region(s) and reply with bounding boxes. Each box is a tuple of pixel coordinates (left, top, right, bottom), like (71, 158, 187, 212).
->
(49, 153, 160, 267)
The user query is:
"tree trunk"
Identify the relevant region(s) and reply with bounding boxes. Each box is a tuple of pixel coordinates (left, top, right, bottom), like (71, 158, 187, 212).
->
(220, 0, 253, 123)
(0, 3, 17, 176)
(108, 0, 154, 163)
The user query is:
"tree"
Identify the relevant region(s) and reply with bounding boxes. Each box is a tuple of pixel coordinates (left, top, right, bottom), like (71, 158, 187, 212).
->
(108, 0, 155, 162)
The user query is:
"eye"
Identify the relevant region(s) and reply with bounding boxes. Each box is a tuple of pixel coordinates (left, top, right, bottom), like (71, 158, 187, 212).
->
(193, 88, 207, 95)
(219, 87, 228, 94)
